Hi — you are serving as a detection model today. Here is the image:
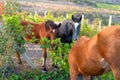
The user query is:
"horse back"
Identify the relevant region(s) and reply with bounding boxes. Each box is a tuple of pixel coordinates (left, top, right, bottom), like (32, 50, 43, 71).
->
(59, 20, 74, 43)
(59, 20, 73, 34)
(97, 26, 120, 64)
(20, 21, 39, 26)
(20, 21, 45, 40)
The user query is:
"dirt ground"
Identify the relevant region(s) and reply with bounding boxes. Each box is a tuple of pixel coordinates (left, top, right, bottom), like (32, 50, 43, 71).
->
(12, 43, 54, 73)
(15, 0, 120, 15)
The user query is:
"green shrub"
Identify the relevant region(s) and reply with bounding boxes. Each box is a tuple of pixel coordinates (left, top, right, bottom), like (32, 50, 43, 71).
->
(101, 71, 114, 80)
(96, 3, 120, 11)
(8, 69, 69, 80)
(4, 0, 20, 15)
(0, 15, 26, 79)
(40, 38, 71, 78)
(50, 38, 71, 73)
(80, 19, 98, 37)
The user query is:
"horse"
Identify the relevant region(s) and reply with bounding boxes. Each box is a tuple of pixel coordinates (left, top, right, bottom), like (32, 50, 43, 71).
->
(68, 26, 120, 80)
(17, 20, 61, 71)
(49, 14, 82, 68)
(58, 13, 82, 43)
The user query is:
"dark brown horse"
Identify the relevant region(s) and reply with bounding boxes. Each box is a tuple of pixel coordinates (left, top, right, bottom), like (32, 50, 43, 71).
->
(68, 26, 120, 80)
(17, 20, 61, 71)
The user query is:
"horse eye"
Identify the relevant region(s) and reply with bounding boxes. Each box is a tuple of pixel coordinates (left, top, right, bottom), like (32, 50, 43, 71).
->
(52, 29, 55, 33)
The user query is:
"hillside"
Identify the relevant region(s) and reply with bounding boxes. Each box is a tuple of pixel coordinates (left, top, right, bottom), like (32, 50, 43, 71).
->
(16, 0, 120, 15)
(16, 0, 120, 25)
(91, 0, 120, 4)
(1, 0, 120, 24)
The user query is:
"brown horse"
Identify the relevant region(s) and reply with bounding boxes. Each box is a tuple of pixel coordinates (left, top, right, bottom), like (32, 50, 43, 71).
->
(68, 26, 120, 80)
(17, 20, 61, 71)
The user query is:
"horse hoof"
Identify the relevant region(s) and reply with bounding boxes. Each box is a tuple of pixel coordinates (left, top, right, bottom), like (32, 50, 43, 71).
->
(42, 70, 47, 73)
(17, 61, 22, 64)
(42, 67, 47, 73)
(52, 64, 58, 69)
(42, 69, 47, 73)
(54, 67, 58, 71)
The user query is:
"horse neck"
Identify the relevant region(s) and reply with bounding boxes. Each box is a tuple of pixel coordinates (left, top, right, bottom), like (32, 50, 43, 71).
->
(65, 21, 74, 35)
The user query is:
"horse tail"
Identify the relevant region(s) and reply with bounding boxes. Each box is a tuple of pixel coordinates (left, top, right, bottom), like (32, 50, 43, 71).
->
(20, 20, 38, 26)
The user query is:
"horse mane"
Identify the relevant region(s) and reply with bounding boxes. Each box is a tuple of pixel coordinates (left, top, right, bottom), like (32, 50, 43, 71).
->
(45, 20, 54, 30)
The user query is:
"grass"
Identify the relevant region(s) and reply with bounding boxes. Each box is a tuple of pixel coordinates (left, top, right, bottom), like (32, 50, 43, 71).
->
(8, 69, 69, 80)
(96, 3, 120, 11)
(8, 70, 114, 80)
(101, 71, 114, 80)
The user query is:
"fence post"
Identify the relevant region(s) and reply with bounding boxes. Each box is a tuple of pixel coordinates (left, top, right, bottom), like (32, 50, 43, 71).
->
(81, 14, 84, 29)
(29, 13, 32, 18)
(66, 14, 68, 19)
(22, 52, 37, 69)
(44, 11, 47, 18)
(108, 15, 112, 26)
(98, 20, 102, 31)
(34, 11, 37, 21)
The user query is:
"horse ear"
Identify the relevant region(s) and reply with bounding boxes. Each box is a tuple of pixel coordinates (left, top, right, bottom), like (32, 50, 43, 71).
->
(45, 20, 53, 30)
(72, 15, 75, 22)
(57, 23, 61, 28)
(49, 24, 53, 27)
(79, 16, 82, 21)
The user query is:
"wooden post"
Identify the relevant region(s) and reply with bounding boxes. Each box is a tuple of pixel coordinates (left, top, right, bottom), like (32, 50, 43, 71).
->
(86, 19, 89, 27)
(108, 15, 112, 26)
(34, 11, 37, 21)
(22, 52, 37, 69)
(98, 20, 102, 31)
(66, 13, 68, 18)
(81, 14, 84, 29)
(29, 13, 32, 18)
(91, 24, 94, 29)
(44, 11, 47, 18)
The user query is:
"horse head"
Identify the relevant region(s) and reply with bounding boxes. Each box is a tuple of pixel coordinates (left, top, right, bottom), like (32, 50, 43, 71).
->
(45, 20, 61, 40)
(72, 14, 82, 41)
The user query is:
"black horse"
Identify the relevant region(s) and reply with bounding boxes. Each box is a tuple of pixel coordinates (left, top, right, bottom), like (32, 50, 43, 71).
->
(58, 13, 82, 43)
(52, 13, 82, 70)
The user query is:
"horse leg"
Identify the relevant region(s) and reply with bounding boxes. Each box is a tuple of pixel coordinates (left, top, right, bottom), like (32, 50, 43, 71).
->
(89, 76, 94, 80)
(83, 76, 91, 80)
(109, 57, 120, 80)
(103, 59, 120, 80)
(49, 47, 58, 70)
(42, 48, 47, 72)
(68, 58, 79, 80)
(16, 51, 22, 64)
(69, 66, 79, 80)
(110, 67, 120, 80)
(90, 76, 101, 80)
(103, 53, 120, 80)
(97, 76, 101, 80)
